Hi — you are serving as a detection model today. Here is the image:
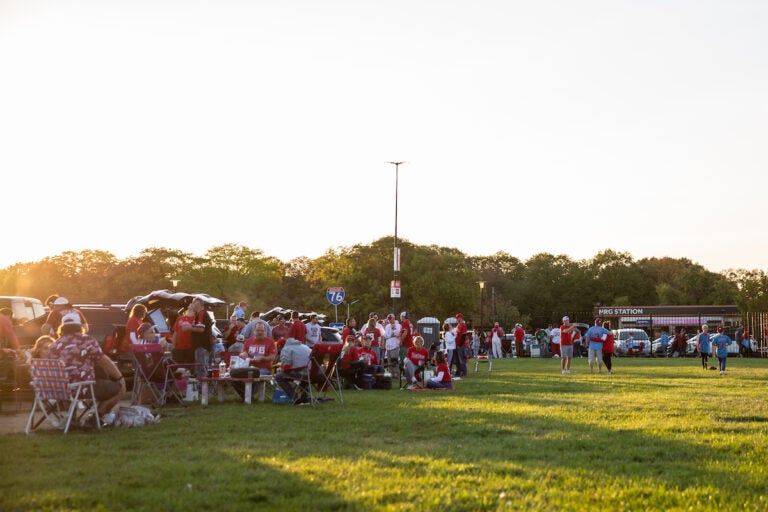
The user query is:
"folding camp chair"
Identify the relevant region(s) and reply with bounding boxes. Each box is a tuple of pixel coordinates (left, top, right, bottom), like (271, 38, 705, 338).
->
(129, 344, 198, 407)
(474, 340, 493, 373)
(25, 359, 100, 434)
(304, 342, 344, 406)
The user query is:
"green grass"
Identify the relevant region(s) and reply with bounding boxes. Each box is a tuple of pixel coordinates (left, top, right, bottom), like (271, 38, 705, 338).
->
(2, 357, 768, 511)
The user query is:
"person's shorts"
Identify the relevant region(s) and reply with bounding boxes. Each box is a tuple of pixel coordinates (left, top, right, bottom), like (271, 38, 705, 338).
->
(94, 379, 122, 401)
(386, 348, 400, 364)
(588, 348, 603, 365)
(560, 345, 573, 358)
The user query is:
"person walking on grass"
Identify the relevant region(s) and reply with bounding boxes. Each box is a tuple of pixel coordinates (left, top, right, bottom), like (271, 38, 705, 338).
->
(696, 324, 712, 370)
(711, 326, 732, 376)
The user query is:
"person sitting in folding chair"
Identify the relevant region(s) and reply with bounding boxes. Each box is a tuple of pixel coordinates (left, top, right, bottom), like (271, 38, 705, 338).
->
(50, 313, 125, 423)
(403, 336, 429, 390)
(339, 335, 365, 390)
(275, 337, 312, 405)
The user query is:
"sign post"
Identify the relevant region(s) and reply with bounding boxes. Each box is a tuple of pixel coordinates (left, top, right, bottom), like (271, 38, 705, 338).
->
(390, 280, 401, 299)
(326, 287, 345, 323)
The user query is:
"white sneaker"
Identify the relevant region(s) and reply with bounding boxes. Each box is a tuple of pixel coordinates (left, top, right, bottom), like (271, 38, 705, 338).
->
(406, 384, 414, 390)
(720, 371, 724, 375)
(453, 376, 461, 381)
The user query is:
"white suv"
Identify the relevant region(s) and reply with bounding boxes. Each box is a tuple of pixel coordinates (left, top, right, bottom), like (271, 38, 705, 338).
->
(613, 329, 651, 356)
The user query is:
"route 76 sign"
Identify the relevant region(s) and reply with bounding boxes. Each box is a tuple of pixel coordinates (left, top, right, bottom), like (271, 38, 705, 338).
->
(326, 287, 345, 306)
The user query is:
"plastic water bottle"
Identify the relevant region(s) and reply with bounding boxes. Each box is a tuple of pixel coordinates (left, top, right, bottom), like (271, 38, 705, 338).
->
(219, 360, 227, 378)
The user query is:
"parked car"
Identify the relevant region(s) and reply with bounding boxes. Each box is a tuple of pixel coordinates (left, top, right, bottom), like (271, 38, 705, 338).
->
(0, 296, 48, 347)
(613, 329, 651, 356)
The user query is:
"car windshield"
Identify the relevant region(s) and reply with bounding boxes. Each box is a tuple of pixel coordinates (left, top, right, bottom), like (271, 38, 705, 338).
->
(619, 331, 649, 341)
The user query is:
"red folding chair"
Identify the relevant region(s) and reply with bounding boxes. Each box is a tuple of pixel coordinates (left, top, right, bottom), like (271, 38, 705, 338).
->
(306, 342, 344, 406)
(129, 344, 198, 407)
(25, 359, 100, 434)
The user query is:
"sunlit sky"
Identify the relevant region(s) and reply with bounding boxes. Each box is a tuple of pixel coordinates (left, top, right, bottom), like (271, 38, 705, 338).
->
(2, 1, 766, 273)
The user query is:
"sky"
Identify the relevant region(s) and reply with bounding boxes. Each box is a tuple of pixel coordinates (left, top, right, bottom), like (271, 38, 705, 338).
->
(1, 1, 766, 273)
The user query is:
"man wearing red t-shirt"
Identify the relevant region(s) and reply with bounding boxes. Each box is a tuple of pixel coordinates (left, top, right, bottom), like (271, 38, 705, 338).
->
(288, 311, 307, 342)
(559, 316, 577, 374)
(454, 313, 468, 377)
(404, 336, 429, 389)
(514, 324, 525, 359)
(233, 323, 276, 400)
(240, 323, 277, 375)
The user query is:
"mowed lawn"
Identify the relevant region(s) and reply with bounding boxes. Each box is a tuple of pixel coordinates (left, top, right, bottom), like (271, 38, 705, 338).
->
(2, 356, 767, 512)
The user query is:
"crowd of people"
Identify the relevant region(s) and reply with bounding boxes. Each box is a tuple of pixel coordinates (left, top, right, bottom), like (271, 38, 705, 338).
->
(2, 292, 750, 424)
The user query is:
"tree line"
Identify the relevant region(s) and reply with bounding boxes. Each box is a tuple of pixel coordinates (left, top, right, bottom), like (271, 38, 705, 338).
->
(1, 237, 765, 329)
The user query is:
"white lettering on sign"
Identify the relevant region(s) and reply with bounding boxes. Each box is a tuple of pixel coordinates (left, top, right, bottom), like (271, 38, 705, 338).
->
(598, 308, 645, 315)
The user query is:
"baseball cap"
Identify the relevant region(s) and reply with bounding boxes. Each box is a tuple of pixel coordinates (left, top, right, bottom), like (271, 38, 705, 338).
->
(61, 312, 81, 326)
(562, 316, 569, 322)
(595, 317, 603, 325)
(456, 313, 464, 319)
(137, 322, 157, 337)
(53, 297, 71, 306)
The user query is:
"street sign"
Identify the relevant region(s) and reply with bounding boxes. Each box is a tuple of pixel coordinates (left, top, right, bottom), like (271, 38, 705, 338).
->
(326, 287, 345, 306)
(390, 280, 401, 298)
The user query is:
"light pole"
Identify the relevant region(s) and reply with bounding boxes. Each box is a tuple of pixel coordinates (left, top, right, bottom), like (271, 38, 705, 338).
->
(387, 161, 405, 315)
(171, 279, 180, 293)
(479, 281, 485, 331)
(345, 299, 361, 320)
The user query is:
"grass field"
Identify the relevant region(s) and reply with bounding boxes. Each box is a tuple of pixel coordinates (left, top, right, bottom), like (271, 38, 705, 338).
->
(2, 356, 767, 511)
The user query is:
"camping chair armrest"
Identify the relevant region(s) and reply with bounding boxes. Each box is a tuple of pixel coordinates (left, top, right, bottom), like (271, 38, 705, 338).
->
(69, 380, 96, 389)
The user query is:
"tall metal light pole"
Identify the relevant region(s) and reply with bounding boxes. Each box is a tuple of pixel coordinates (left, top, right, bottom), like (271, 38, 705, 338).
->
(387, 161, 405, 315)
(479, 281, 485, 331)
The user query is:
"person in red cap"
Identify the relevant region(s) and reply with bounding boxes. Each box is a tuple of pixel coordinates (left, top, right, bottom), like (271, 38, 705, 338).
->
(454, 313, 468, 377)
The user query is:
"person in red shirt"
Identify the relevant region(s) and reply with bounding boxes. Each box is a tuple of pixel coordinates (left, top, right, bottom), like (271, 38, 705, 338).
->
(399, 311, 414, 351)
(121, 303, 147, 353)
(403, 336, 429, 389)
(271, 315, 290, 345)
(602, 321, 615, 374)
(341, 317, 358, 345)
(0, 312, 19, 350)
(340, 335, 365, 390)
(426, 350, 452, 389)
(288, 311, 307, 342)
(171, 308, 195, 363)
(514, 323, 525, 359)
(240, 323, 277, 375)
(233, 323, 276, 400)
(559, 316, 577, 374)
(361, 317, 385, 362)
(454, 313, 468, 377)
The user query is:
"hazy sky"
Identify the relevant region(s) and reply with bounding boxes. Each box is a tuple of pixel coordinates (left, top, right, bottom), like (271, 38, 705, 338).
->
(2, 1, 766, 273)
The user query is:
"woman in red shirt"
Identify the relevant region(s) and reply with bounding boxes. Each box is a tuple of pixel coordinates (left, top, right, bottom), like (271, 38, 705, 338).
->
(426, 351, 452, 389)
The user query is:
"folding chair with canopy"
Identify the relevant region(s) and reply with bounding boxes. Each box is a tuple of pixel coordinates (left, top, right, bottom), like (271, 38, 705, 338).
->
(25, 358, 100, 434)
(129, 344, 198, 407)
